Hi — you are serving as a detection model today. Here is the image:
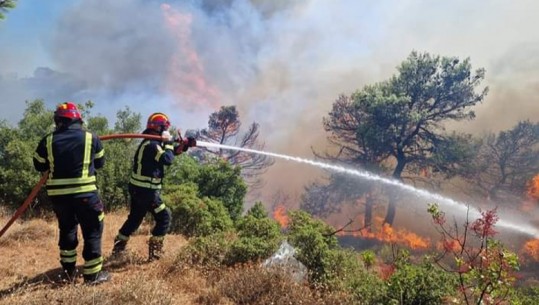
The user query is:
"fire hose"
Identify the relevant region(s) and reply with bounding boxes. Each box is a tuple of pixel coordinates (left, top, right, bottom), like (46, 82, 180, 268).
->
(0, 133, 166, 239)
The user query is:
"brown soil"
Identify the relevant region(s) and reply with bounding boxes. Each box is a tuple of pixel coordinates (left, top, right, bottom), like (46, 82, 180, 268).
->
(0, 210, 199, 305)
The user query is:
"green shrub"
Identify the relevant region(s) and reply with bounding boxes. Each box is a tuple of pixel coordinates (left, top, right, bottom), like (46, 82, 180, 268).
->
(97, 140, 134, 210)
(245, 201, 268, 219)
(225, 206, 283, 265)
(226, 237, 276, 265)
(166, 156, 247, 221)
(163, 183, 233, 237)
(512, 286, 539, 305)
(321, 249, 387, 304)
(197, 160, 247, 221)
(360, 250, 376, 269)
(286, 210, 338, 283)
(176, 232, 235, 269)
(383, 259, 458, 305)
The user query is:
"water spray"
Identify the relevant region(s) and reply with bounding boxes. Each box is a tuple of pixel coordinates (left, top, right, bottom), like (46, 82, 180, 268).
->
(196, 141, 539, 239)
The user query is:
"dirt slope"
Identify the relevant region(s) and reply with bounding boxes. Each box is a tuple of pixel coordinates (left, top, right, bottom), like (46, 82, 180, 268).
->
(0, 211, 205, 305)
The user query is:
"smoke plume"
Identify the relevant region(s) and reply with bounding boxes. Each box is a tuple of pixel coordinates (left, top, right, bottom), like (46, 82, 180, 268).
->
(1, 0, 538, 204)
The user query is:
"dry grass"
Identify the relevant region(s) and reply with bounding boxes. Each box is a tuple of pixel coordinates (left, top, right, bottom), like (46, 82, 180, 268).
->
(0, 210, 354, 305)
(0, 210, 195, 305)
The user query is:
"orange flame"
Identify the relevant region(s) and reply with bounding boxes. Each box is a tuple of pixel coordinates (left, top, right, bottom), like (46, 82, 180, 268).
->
(522, 239, 539, 261)
(527, 174, 539, 200)
(337, 217, 430, 250)
(367, 224, 430, 250)
(436, 239, 463, 253)
(273, 205, 289, 228)
(161, 3, 220, 110)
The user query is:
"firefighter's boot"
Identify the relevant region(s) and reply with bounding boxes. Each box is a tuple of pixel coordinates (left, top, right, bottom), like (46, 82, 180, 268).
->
(111, 237, 128, 258)
(60, 263, 78, 283)
(148, 237, 164, 262)
(84, 270, 111, 285)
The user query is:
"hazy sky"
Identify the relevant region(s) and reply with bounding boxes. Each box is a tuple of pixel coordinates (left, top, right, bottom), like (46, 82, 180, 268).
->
(1, 0, 538, 204)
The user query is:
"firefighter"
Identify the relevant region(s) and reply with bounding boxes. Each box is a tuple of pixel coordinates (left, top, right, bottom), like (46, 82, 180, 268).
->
(112, 112, 196, 261)
(33, 102, 110, 285)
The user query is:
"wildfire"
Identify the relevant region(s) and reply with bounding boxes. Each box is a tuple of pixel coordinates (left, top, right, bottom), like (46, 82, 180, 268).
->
(438, 239, 462, 253)
(273, 205, 289, 228)
(365, 224, 430, 250)
(527, 174, 539, 200)
(161, 3, 221, 110)
(337, 218, 430, 250)
(522, 239, 539, 261)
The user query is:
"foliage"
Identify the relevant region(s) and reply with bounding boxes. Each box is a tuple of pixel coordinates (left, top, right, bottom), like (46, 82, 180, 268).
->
(226, 204, 282, 264)
(0, 0, 16, 20)
(317, 51, 487, 225)
(174, 202, 281, 266)
(245, 201, 267, 218)
(360, 250, 376, 269)
(166, 156, 247, 221)
(163, 182, 233, 237)
(428, 203, 521, 304)
(324, 249, 387, 304)
(93, 105, 141, 210)
(286, 210, 339, 283)
(0, 100, 142, 212)
(460, 120, 539, 202)
(0, 100, 52, 214)
(176, 232, 235, 269)
(512, 286, 539, 305)
(384, 259, 457, 305)
(197, 105, 274, 190)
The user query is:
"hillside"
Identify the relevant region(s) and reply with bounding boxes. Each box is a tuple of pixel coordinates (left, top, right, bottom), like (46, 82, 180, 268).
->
(1, 211, 340, 305)
(0, 211, 202, 305)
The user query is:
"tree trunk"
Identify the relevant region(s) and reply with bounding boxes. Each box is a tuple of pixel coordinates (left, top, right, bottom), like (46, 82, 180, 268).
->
(364, 192, 374, 232)
(384, 195, 397, 225)
(384, 155, 405, 225)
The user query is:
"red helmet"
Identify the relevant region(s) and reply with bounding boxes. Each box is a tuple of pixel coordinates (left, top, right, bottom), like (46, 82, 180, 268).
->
(147, 112, 170, 131)
(54, 102, 82, 120)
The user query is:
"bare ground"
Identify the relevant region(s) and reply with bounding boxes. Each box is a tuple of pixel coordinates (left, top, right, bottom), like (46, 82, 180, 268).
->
(0, 210, 206, 305)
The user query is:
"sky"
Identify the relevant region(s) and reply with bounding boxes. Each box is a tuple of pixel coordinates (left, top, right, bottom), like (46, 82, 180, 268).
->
(1, 0, 539, 207)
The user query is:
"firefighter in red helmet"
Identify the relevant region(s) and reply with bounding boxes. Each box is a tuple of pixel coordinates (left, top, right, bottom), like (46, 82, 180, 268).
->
(33, 102, 110, 285)
(112, 112, 196, 261)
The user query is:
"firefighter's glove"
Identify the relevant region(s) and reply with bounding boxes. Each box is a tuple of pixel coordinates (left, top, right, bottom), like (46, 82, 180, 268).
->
(186, 137, 197, 147)
(161, 130, 173, 143)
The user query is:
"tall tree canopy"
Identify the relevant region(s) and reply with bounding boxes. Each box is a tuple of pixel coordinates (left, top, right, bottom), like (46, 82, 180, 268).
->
(316, 51, 488, 225)
(198, 105, 274, 190)
(462, 120, 539, 202)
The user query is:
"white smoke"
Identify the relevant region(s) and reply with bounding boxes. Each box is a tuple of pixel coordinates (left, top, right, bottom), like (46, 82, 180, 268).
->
(1, 0, 538, 201)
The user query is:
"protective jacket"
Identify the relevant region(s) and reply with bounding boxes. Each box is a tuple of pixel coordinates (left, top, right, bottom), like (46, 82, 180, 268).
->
(33, 123, 105, 196)
(128, 134, 175, 190)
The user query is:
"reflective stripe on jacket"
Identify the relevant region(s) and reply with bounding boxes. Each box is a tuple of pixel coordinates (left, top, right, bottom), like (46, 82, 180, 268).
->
(129, 138, 174, 189)
(33, 123, 104, 196)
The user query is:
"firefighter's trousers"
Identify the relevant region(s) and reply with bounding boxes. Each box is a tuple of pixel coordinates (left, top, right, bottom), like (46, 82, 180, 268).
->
(52, 193, 104, 276)
(118, 184, 171, 238)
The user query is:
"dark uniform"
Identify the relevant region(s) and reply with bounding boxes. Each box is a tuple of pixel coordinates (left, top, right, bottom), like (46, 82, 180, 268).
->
(33, 102, 109, 284)
(116, 134, 175, 247)
(113, 112, 195, 261)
